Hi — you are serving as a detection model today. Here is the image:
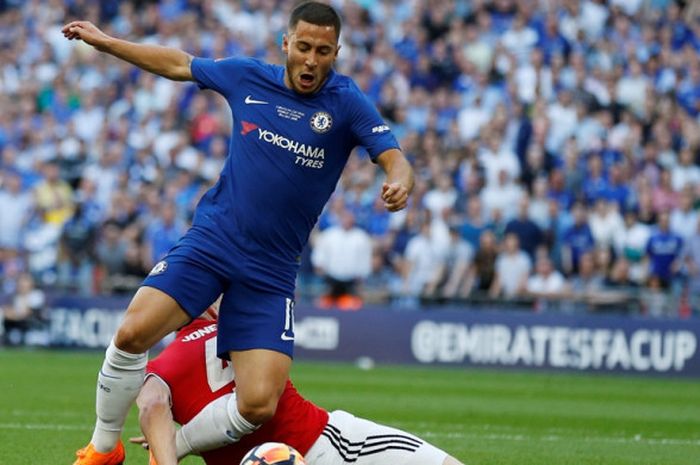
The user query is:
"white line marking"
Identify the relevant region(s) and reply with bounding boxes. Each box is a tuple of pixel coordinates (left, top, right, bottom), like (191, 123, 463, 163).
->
(6, 409, 87, 418)
(416, 430, 700, 447)
(1, 421, 697, 447)
(0, 423, 91, 431)
(0, 423, 141, 433)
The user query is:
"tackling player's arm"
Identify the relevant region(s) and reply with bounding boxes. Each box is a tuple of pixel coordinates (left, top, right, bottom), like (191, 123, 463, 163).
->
(130, 377, 179, 465)
(62, 21, 193, 81)
(376, 149, 414, 212)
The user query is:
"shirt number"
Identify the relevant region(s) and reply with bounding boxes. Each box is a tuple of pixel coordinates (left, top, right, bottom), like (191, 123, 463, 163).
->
(204, 336, 234, 392)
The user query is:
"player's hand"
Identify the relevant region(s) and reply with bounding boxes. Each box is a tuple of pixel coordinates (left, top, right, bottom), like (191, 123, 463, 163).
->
(381, 182, 409, 212)
(61, 21, 111, 51)
(128, 436, 150, 450)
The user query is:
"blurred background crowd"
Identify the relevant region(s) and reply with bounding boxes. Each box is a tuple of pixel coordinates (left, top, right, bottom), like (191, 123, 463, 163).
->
(2, 0, 700, 327)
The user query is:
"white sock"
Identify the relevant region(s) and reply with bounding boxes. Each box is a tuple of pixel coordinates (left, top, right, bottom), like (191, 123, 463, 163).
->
(90, 340, 148, 453)
(176, 393, 258, 459)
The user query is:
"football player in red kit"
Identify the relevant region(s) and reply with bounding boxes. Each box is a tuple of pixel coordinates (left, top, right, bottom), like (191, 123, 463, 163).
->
(131, 307, 463, 465)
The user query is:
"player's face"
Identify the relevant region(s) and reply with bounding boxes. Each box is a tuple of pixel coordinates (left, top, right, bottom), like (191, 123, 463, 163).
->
(283, 20, 339, 95)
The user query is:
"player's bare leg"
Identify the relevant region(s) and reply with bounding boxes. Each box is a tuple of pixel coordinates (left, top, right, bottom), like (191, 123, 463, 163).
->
(229, 349, 291, 423)
(77, 287, 189, 462)
(175, 349, 291, 457)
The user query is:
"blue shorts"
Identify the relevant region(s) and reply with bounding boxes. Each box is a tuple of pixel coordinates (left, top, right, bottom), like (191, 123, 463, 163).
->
(142, 243, 295, 359)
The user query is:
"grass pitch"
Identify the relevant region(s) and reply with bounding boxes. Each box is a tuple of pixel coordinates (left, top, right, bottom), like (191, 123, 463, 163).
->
(0, 348, 698, 465)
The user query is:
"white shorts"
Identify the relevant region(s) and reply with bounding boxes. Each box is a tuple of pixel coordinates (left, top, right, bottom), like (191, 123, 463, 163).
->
(304, 410, 447, 465)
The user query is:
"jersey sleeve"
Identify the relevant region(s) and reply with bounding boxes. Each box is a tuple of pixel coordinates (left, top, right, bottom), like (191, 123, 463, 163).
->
(146, 340, 185, 383)
(190, 56, 248, 98)
(347, 85, 401, 162)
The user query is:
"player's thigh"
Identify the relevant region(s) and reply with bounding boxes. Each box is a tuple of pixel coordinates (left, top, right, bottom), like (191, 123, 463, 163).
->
(219, 285, 294, 404)
(117, 258, 226, 352)
(305, 410, 448, 465)
(229, 349, 291, 402)
(115, 286, 191, 351)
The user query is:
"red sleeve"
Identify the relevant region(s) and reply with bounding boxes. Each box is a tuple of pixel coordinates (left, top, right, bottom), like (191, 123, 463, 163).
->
(147, 319, 234, 424)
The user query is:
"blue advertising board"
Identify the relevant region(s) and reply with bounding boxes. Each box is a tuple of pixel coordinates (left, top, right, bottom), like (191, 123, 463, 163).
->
(292, 309, 700, 377)
(43, 296, 700, 377)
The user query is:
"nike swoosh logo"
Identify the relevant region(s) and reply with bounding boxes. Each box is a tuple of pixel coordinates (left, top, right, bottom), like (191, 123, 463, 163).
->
(281, 332, 295, 341)
(245, 95, 268, 105)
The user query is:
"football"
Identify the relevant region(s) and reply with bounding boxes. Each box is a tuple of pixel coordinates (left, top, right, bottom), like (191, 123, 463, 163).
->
(239, 442, 306, 465)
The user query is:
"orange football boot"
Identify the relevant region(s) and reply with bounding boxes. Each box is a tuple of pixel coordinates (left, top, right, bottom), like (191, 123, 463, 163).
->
(73, 441, 125, 465)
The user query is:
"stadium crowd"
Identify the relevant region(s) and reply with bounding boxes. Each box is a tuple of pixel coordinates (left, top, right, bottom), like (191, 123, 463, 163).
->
(1, 0, 700, 322)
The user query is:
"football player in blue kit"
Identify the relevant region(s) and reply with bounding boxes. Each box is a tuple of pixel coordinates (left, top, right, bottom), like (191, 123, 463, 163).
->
(62, 2, 414, 465)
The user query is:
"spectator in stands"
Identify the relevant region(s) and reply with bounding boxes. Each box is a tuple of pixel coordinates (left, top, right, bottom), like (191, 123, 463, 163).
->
(582, 154, 609, 204)
(479, 130, 520, 190)
(423, 173, 457, 220)
(490, 232, 531, 300)
(526, 253, 568, 311)
(56, 203, 97, 295)
(613, 207, 651, 285)
(635, 179, 658, 226)
(669, 186, 698, 245)
(653, 169, 680, 214)
(311, 209, 373, 310)
(458, 196, 491, 250)
(504, 194, 543, 259)
(528, 177, 552, 229)
(641, 275, 676, 318)
(0, 170, 33, 251)
(424, 225, 473, 301)
(606, 256, 637, 289)
(569, 251, 606, 310)
(603, 163, 631, 211)
(561, 201, 595, 276)
(2, 273, 45, 346)
(465, 229, 499, 297)
(142, 201, 187, 271)
(34, 159, 74, 227)
(480, 169, 524, 222)
(386, 207, 420, 277)
(646, 210, 684, 289)
(588, 198, 624, 250)
(671, 146, 700, 191)
(95, 220, 129, 291)
(399, 221, 440, 308)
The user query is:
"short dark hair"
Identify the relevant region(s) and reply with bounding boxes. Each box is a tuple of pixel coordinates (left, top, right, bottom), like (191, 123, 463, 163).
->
(289, 1, 341, 40)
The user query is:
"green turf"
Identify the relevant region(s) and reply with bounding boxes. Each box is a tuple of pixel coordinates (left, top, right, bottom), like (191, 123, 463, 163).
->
(0, 348, 698, 465)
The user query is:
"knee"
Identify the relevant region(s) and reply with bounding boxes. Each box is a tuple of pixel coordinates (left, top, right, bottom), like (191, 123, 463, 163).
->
(114, 324, 150, 354)
(236, 389, 281, 425)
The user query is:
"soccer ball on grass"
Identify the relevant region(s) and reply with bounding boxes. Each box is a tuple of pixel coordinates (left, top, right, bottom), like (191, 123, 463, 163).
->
(239, 442, 306, 465)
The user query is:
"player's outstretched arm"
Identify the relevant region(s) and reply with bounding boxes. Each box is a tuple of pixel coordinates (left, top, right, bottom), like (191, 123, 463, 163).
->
(131, 377, 179, 465)
(376, 149, 414, 212)
(62, 21, 193, 81)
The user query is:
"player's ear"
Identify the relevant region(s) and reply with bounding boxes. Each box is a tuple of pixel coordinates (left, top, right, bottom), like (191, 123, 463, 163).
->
(334, 43, 341, 60)
(282, 34, 289, 53)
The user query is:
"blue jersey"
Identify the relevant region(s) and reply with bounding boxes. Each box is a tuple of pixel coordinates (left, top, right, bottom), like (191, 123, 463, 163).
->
(646, 231, 683, 281)
(188, 57, 399, 289)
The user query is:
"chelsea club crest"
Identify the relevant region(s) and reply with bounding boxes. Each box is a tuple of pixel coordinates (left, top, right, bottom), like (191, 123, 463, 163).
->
(310, 111, 333, 134)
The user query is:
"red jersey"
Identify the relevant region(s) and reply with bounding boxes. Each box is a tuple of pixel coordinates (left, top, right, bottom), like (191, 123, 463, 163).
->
(147, 318, 329, 465)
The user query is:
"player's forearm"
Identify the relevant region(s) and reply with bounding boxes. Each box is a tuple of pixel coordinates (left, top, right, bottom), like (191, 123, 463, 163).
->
(384, 154, 415, 194)
(139, 402, 178, 465)
(101, 37, 193, 81)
